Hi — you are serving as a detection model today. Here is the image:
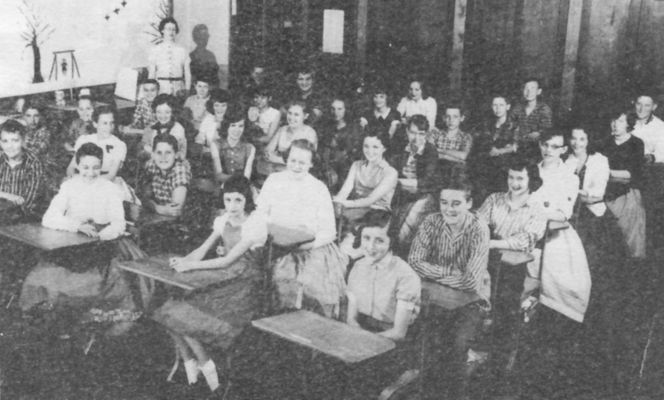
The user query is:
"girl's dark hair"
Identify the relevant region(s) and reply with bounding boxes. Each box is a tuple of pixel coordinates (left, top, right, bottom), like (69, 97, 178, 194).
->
(362, 129, 391, 154)
(92, 105, 116, 123)
(352, 209, 395, 250)
(77, 95, 94, 105)
(566, 125, 598, 155)
(506, 157, 542, 192)
(250, 85, 273, 99)
(221, 174, 255, 212)
(538, 128, 566, 145)
(75, 143, 104, 164)
(206, 89, 231, 114)
(158, 17, 179, 34)
(606, 109, 636, 133)
(408, 78, 429, 99)
(152, 93, 178, 114)
(142, 78, 160, 89)
(152, 132, 179, 152)
(219, 103, 246, 139)
(21, 99, 45, 115)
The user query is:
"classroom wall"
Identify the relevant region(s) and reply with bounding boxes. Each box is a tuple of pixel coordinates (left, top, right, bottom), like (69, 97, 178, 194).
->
(0, 0, 164, 98)
(173, 0, 231, 88)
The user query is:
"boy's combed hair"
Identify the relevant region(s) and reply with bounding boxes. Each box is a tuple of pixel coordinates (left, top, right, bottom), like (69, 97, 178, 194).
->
(523, 76, 543, 89)
(158, 17, 179, 34)
(1, 119, 26, 137)
(206, 89, 231, 114)
(152, 132, 179, 152)
(92, 105, 117, 123)
(75, 143, 104, 164)
(351, 209, 396, 250)
(250, 84, 273, 99)
(286, 100, 310, 116)
(407, 114, 429, 132)
(538, 128, 566, 144)
(506, 157, 543, 192)
(221, 174, 255, 212)
(441, 174, 474, 201)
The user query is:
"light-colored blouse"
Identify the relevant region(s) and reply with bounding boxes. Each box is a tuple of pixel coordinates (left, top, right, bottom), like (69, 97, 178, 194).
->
(565, 153, 609, 216)
(74, 134, 126, 173)
(255, 171, 336, 248)
(212, 212, 267, 250)
(396, 96, 437, 129)
(531, 160, 579, 219)
(42, 176, 125, 239)
(347, 252, 421, 325)
(351, 159, 397, 210)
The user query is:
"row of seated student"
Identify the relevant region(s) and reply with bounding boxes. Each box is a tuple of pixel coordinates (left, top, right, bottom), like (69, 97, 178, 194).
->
(0, 106, 650, 400)
(0, 73, 659, 396)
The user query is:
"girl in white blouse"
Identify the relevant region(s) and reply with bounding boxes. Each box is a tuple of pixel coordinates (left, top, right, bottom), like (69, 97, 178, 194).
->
(142, 94, 188, 159)
(396, 79, 437, 129)
(20, 143, 136, 320)
(256, 139, 347, 317)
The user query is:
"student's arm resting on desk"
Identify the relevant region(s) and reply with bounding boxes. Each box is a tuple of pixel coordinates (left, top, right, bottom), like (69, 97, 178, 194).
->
(172, 214, 267, 272)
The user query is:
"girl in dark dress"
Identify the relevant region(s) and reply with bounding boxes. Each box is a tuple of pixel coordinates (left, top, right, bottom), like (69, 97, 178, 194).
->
(152, 175, 266, 392)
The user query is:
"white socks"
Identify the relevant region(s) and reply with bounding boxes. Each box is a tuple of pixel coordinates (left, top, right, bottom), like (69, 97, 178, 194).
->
(183, 359, 200, 385)
(199, 359, 220, 391)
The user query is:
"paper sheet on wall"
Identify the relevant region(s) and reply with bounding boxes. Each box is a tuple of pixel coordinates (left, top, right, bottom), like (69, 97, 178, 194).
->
(323, 9, 344, 54)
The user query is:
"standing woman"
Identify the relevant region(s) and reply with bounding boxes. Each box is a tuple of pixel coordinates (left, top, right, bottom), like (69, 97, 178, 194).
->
(602, 111, 647, 259)
(148, 17, 191, 98)
(256, 139, 347, 317)
(396, 79, 437, 130)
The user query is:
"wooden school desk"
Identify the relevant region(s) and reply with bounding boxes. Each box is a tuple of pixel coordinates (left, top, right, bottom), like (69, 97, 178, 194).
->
(252, 310, 396, 397)
(0, 222, 101, 251)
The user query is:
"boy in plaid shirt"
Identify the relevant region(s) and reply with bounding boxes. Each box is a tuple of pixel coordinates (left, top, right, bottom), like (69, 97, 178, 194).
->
(429, 102, 473, 186)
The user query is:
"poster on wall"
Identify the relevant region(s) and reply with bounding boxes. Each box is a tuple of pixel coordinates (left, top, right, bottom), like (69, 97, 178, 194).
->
(0, 0, 168, 97)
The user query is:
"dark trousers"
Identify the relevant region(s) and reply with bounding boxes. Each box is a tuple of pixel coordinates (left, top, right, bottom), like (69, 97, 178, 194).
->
(421, 302, 485, 400)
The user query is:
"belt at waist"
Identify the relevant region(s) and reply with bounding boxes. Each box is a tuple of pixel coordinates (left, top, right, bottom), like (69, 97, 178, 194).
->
(157, 77, 184, 81)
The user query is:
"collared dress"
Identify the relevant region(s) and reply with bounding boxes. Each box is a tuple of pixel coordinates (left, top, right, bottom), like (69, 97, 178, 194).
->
(152, 212, 266, 349)
(149, 41, 190, 95)
(214, 138, 254, 177)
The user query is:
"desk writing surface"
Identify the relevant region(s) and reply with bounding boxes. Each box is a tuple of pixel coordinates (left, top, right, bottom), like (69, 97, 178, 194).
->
(267, 224, 315, 248)
(499, 249, 535, 266)
(0, 223, 99, 251)
(115, 254, 238, 291)
(252, 310, 396, 364)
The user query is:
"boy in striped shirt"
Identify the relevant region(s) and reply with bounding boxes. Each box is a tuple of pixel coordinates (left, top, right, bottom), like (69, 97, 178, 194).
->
(409, 176, 490, 400)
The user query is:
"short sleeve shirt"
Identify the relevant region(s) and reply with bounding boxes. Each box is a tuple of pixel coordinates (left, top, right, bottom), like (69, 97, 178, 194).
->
(348, 252, 421, 325)
(145, 158, 192, 204)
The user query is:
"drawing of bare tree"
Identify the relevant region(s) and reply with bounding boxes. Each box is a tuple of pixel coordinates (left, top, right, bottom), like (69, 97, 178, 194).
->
(144, 0, 172, 44)
(19, 0, 55, 83)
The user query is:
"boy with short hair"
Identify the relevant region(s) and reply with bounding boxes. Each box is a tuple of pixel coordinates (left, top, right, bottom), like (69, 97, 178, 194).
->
(510, 77, 553, 159)
(408, 177, 490, 400)
(0, 119, 44, 221)
(429, 103, 473, 185)
(285, 66, 326, 124)
(129, 79, 160, 130)
(247, 85, 281, 146)
(631, 93, 664, 163)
